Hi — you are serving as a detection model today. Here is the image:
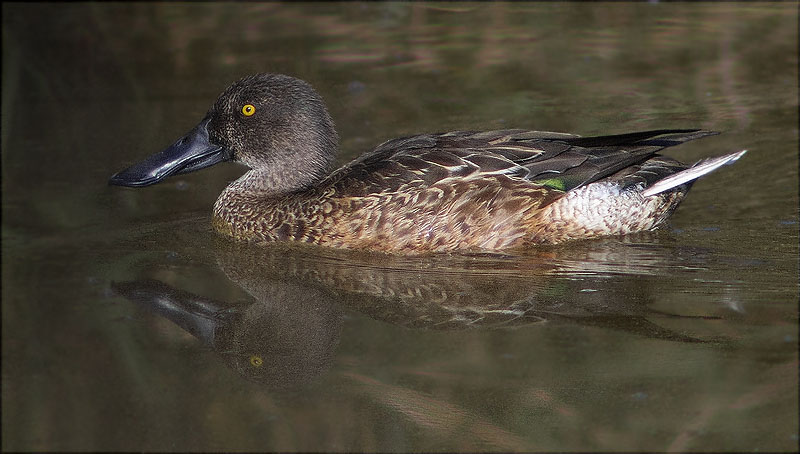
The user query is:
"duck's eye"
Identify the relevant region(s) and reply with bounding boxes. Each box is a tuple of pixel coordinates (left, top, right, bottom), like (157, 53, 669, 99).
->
(241, 104, 256, 116)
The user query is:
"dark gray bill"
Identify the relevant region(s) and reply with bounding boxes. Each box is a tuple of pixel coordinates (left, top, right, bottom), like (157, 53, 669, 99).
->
(109, 117, 229, 187)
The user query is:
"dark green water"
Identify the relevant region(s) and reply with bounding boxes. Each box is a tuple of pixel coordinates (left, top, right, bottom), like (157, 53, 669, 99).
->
(2, 3, 797, 451)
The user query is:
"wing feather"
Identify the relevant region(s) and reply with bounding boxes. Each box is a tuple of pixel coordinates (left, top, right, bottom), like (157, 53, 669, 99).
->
(325, 129, 716, 197)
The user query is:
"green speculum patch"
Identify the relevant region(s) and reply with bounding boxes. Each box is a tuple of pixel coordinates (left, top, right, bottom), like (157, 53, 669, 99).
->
(534, 178, 567, 191)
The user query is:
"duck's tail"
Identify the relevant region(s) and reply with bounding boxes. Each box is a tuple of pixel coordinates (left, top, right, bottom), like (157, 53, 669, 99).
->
(641, 150, 747, 197)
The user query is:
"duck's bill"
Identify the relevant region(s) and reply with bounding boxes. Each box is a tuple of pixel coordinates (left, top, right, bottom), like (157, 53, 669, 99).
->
(109, 117, 230, 187)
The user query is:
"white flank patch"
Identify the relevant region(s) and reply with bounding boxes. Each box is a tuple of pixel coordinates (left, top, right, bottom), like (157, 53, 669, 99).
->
(641, 150, 747, 197)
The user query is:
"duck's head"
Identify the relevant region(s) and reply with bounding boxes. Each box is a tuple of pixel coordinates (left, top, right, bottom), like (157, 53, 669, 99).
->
(110, 73, 338, 191)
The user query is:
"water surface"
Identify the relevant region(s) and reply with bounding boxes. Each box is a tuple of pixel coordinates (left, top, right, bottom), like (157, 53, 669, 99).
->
(2, 3, 798, 451)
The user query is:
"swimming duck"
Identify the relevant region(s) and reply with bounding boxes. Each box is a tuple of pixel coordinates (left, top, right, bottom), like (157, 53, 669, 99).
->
(110, 73, 745, 253)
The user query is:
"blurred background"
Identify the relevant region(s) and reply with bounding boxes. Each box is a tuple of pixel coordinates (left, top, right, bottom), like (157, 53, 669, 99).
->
(2, 3, 797, 451)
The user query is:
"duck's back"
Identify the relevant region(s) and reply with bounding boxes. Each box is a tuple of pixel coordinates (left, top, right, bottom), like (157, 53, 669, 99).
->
(357, 128, 725, 187)
(219, 129, 715, 253)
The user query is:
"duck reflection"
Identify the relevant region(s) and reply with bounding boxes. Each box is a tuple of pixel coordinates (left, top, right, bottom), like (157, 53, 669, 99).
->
(112, 276, 341, 389)
(113, 233, 719, 388)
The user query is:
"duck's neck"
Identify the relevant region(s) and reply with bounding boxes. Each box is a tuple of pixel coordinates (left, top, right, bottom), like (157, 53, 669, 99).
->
(226, 165, 326, 196)
(212, 156, 336, 237)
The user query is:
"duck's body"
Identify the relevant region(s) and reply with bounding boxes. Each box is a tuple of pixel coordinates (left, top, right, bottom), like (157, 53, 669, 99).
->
(212, 129, 729, 253)
(110, 74, 745, 254)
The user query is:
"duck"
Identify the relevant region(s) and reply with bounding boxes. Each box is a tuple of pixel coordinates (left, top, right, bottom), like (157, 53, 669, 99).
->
(109, 73, 745, 254)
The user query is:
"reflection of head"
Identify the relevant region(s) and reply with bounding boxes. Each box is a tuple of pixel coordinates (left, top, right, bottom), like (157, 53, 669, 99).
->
(112, 277, 341, 390)
(213, 282, 341, 389)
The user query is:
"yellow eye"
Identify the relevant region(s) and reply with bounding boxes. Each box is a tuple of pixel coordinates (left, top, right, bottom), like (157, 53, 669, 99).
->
(242, 104, 256, 116)
(249, 355, 263, 367)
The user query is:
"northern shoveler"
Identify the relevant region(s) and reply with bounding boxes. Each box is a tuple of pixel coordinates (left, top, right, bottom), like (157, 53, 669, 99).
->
(110, 73, 745, 253)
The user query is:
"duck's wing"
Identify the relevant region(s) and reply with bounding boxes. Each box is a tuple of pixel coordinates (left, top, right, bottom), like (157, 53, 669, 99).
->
(328, 129, 718, 196)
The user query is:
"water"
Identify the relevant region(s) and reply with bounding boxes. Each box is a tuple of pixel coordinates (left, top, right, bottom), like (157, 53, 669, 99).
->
(2, 3, 797, 451)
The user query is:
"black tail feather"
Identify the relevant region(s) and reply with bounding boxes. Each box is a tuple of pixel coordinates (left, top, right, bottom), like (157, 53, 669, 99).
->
(565, 129, 718, 148)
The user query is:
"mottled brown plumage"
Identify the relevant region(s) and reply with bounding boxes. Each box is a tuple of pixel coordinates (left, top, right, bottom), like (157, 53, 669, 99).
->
(110, 73, 745, 254)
